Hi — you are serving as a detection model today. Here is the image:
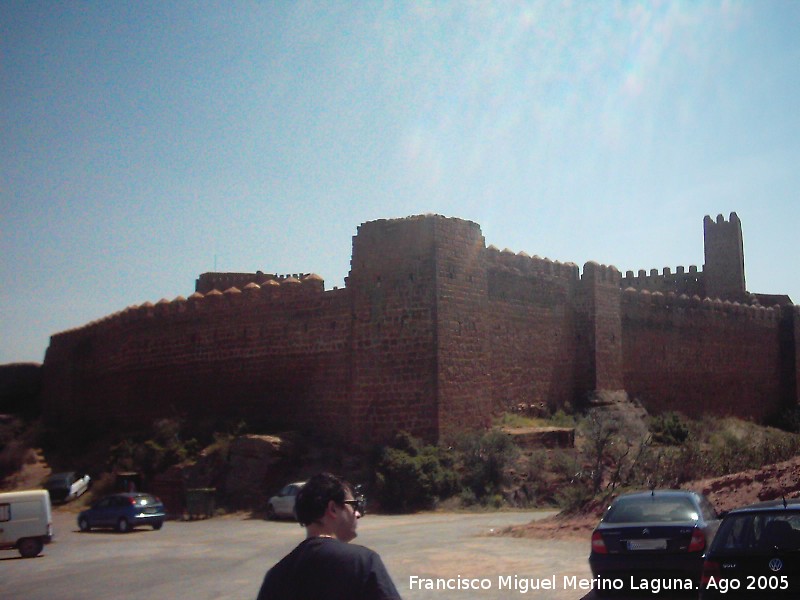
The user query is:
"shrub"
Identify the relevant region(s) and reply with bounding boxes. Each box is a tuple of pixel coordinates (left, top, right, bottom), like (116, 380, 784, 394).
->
(456, 429, 519, 503)
(556, 480, 594, 513)
(650, 412, 689, 445)
(549, 409, 576, 428)
(107, 418, 200, 481)
(374, 432, 458, 512)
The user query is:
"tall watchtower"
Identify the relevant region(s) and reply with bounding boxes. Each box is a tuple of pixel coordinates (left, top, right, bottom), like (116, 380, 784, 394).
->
(703, 212, 746, 301)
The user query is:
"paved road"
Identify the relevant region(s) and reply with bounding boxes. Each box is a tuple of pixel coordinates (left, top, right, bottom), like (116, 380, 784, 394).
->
(0, 507, 691, 599)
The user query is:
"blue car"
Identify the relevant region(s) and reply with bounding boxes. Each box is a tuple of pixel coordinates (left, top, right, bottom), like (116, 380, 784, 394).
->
(78, 493, 165, 533)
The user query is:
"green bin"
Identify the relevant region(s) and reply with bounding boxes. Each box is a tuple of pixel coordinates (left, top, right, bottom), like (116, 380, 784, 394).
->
(185, 488, 216, 519)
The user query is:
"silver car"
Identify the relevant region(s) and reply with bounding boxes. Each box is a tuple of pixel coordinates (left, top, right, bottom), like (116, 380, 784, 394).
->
(266, 482, 305, 520)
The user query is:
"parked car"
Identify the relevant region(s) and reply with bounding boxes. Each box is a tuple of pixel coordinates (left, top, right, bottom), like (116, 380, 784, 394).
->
(77, 493, 165, 533)
(43, 471, 91, 503)
(266, 482, 305, 520)
(0, 490, 53, 558)
(589, 489, 721, 595)
(700, 498, 800, 598)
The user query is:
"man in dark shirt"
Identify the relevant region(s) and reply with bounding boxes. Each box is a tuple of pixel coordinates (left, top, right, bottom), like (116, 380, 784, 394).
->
(256, 472, 401, 600)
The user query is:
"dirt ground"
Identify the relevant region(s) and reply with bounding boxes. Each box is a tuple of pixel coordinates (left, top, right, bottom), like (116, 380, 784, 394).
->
(504, 454, 800, 540)
(1, 447, 51, 491)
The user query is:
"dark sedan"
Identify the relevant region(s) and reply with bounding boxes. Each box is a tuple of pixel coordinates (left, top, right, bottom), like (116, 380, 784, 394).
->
(589, 489, 720, 595)
(700, 498, 800, 598)
(78, 493, 165, 533)
(43, 471, 90, 503)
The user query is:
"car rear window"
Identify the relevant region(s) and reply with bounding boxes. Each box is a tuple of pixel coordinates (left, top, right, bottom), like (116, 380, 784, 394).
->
(604, 496, 699, 523)
(714, 513, 800, 552)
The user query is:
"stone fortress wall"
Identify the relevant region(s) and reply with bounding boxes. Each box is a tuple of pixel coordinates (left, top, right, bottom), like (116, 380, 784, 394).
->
(41, 213, 799, 445)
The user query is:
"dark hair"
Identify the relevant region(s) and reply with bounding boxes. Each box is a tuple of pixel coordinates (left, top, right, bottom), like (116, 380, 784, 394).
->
(294, 472, 352, 526)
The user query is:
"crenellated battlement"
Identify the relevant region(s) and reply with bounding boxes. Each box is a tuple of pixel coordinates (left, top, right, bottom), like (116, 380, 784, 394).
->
(621, 287, 782, 322)
(484, 244, 580, 281)
(195, 271, 319, 294)
(582, 261, 622, 284)
(50, 274, 328, 343)
(620, 264, 706, 298)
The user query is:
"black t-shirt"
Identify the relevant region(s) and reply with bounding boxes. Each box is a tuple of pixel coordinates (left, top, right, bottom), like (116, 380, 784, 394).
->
(256, 536, 402, 600)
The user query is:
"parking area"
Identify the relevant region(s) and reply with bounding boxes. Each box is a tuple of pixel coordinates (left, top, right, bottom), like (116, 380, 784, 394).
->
(1, 507, 611, 599)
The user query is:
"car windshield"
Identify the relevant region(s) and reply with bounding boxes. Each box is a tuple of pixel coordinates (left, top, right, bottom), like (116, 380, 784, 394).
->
(604, 496, 699, 524)
(714, 513, 800, 552)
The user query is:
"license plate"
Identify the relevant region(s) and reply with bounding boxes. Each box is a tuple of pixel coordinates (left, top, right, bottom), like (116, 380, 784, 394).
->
(628, 539, 667, 550)
(144, 508, 156, 514)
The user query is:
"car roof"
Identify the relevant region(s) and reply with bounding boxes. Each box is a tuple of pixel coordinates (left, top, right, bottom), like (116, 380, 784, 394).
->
(107, 492, 155, 498)
(613, 489, 701, 501)
(726, 497, 800, 515)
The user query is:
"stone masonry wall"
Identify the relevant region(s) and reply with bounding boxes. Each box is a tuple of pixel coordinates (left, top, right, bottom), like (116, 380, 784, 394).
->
(347, 217, 440, 444)
(433, 217, 492, 440)
(483, 248, 582, 412)
(40, 213, 798, 447)
(42, 277, 354, 439)
(578, 262, 625, 394)
(621, 290, 785, 421)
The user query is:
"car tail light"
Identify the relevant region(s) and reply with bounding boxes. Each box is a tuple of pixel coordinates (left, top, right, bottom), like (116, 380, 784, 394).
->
(688, 528, 706, 552)
(700, 559, 722, 588)
(128, 497, 137, 505)
(591, 531, 608, 554)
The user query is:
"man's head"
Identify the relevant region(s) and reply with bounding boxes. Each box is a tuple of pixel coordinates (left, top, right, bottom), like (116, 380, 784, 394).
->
(294, 472, 364, 541)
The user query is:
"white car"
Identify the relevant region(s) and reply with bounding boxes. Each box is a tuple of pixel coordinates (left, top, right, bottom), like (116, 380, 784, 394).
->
(266, 482, 305, 520)
(43, 472, 91, 503)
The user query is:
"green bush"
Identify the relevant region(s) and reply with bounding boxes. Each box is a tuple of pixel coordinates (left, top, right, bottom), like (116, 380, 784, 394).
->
(456, 429, 519, 502)
(374, 432, 458, 512)
(107, 418, 199, 481)
(555, 480, 594, 513)
(549, 409, 576, 428)
(650, 412, 689, 445)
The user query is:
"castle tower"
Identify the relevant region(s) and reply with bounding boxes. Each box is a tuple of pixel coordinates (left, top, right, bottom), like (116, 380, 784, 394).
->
(347, 215, 491, 445)
(577, 262, 624, 397)
(703, 212, 746, 301)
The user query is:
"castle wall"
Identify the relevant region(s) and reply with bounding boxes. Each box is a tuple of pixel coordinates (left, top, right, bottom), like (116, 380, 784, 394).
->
(0, 363, 42, 418)
(787, 306, 800, 406)
(621, 290, 785, 420)
(42, 278, 354, 438)
(40, 213, 798, 447)
(483, 249, 582, 411)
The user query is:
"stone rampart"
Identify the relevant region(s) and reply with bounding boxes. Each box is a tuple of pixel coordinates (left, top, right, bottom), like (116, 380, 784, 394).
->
(43, 275, 354, 439)
(621, 288, 789, 421)
(40, 213, 798, 446)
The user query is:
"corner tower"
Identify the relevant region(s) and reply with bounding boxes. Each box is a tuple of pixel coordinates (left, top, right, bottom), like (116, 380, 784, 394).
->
(703, 212, 746, 301)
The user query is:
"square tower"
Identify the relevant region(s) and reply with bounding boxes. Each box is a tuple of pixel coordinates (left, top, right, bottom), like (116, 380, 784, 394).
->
(703, 212, 746, 301)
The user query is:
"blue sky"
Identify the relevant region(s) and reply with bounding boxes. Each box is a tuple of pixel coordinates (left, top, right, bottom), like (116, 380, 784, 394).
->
(2, 1, 799, 364)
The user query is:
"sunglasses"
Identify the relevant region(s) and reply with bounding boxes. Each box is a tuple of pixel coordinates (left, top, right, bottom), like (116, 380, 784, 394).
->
(342, 498, 366, 514)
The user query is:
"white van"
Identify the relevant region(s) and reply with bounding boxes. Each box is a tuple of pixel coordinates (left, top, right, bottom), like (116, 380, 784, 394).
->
(0, 490, 53, 558)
